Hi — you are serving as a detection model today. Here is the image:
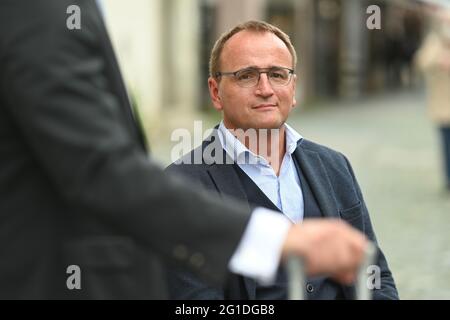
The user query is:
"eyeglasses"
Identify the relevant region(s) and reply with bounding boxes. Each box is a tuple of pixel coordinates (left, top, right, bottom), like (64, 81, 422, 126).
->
(215, 67, 295, 88)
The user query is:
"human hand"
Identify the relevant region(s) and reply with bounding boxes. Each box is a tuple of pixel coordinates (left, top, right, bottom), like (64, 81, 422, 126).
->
(281, 219, 368, 284)
(438, 52, 450, 71)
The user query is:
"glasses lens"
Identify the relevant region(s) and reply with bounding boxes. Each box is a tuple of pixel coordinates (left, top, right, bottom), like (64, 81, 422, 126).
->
(235, 69, 259, 87)
(268, 68, 291, 86)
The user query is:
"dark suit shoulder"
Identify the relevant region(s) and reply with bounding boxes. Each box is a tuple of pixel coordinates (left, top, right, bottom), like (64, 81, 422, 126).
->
(166, 144, 206, 171)
(297, 139, 358, 204)
(298, 139, 348, 166)
(165, 145, 214, 190)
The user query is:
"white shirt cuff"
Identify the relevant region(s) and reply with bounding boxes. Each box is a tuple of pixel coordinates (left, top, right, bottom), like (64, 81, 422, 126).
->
(228, 207, 292, 285)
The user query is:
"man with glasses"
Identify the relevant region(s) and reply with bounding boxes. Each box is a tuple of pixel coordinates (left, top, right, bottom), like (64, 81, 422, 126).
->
(167, 21, 398, 300)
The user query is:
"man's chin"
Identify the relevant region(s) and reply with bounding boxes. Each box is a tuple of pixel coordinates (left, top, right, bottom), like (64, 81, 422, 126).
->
(250, 120, 284, 130)
(227, 118, 285, 131)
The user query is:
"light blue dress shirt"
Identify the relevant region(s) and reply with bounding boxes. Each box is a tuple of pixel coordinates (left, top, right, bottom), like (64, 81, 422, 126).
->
(218, 122, 304, 224)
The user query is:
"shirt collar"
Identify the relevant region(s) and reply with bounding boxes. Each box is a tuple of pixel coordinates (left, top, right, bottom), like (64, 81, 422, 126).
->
(284, 123, 303, 154)
(217, 121, 303, 164)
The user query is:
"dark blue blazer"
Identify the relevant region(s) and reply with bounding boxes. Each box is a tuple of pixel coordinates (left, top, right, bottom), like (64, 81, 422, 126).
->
(166, 128, 399, 300)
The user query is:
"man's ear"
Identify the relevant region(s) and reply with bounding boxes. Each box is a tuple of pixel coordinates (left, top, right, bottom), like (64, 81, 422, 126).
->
(208, 77, 223, 111)
(292, 74, 297, 108)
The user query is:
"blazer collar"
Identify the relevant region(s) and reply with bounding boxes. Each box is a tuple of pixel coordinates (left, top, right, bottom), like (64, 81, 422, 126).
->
(203, 129, 250, 211)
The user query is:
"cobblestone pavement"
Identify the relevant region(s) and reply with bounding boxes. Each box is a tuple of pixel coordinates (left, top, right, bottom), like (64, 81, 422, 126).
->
(152, 89, 450, 299)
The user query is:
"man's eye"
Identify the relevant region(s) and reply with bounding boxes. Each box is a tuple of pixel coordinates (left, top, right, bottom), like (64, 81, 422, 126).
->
(237, 71, 257, 81)
(270, 71, 287, 79)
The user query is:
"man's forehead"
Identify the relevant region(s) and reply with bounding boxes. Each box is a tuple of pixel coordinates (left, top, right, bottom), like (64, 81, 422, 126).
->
(224, 30, 287, 51)
(221, 30, 292, 67)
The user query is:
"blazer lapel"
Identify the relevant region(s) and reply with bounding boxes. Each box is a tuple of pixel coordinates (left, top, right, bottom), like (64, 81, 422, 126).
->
(203, 128, 255, 298)
(207, 163, 250, 209)
(202, 129, 250, 209)
(294, 141, 339, 218)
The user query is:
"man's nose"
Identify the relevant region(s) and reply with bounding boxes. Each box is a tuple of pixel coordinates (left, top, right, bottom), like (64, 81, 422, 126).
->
(255, 73, 274, 97)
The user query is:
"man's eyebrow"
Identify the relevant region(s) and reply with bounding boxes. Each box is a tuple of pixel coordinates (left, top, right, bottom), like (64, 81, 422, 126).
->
(241, 65, 286, 69)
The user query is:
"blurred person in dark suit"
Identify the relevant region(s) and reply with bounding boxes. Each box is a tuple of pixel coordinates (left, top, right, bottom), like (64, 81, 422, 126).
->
(0, 1, 369, 299)
(416, 7, 450, 191)
(166, 21, 398, 300)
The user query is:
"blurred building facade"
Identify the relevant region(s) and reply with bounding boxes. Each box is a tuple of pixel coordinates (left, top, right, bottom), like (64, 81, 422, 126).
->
(102, 0, 426, 135)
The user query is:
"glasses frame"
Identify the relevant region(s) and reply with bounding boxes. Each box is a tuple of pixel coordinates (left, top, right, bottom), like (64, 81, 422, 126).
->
(214, 66, 295, 88)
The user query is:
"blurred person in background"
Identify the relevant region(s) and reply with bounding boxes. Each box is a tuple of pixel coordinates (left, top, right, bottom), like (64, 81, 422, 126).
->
(415, 7, 450, 191)
(166, 21, 398, 300)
